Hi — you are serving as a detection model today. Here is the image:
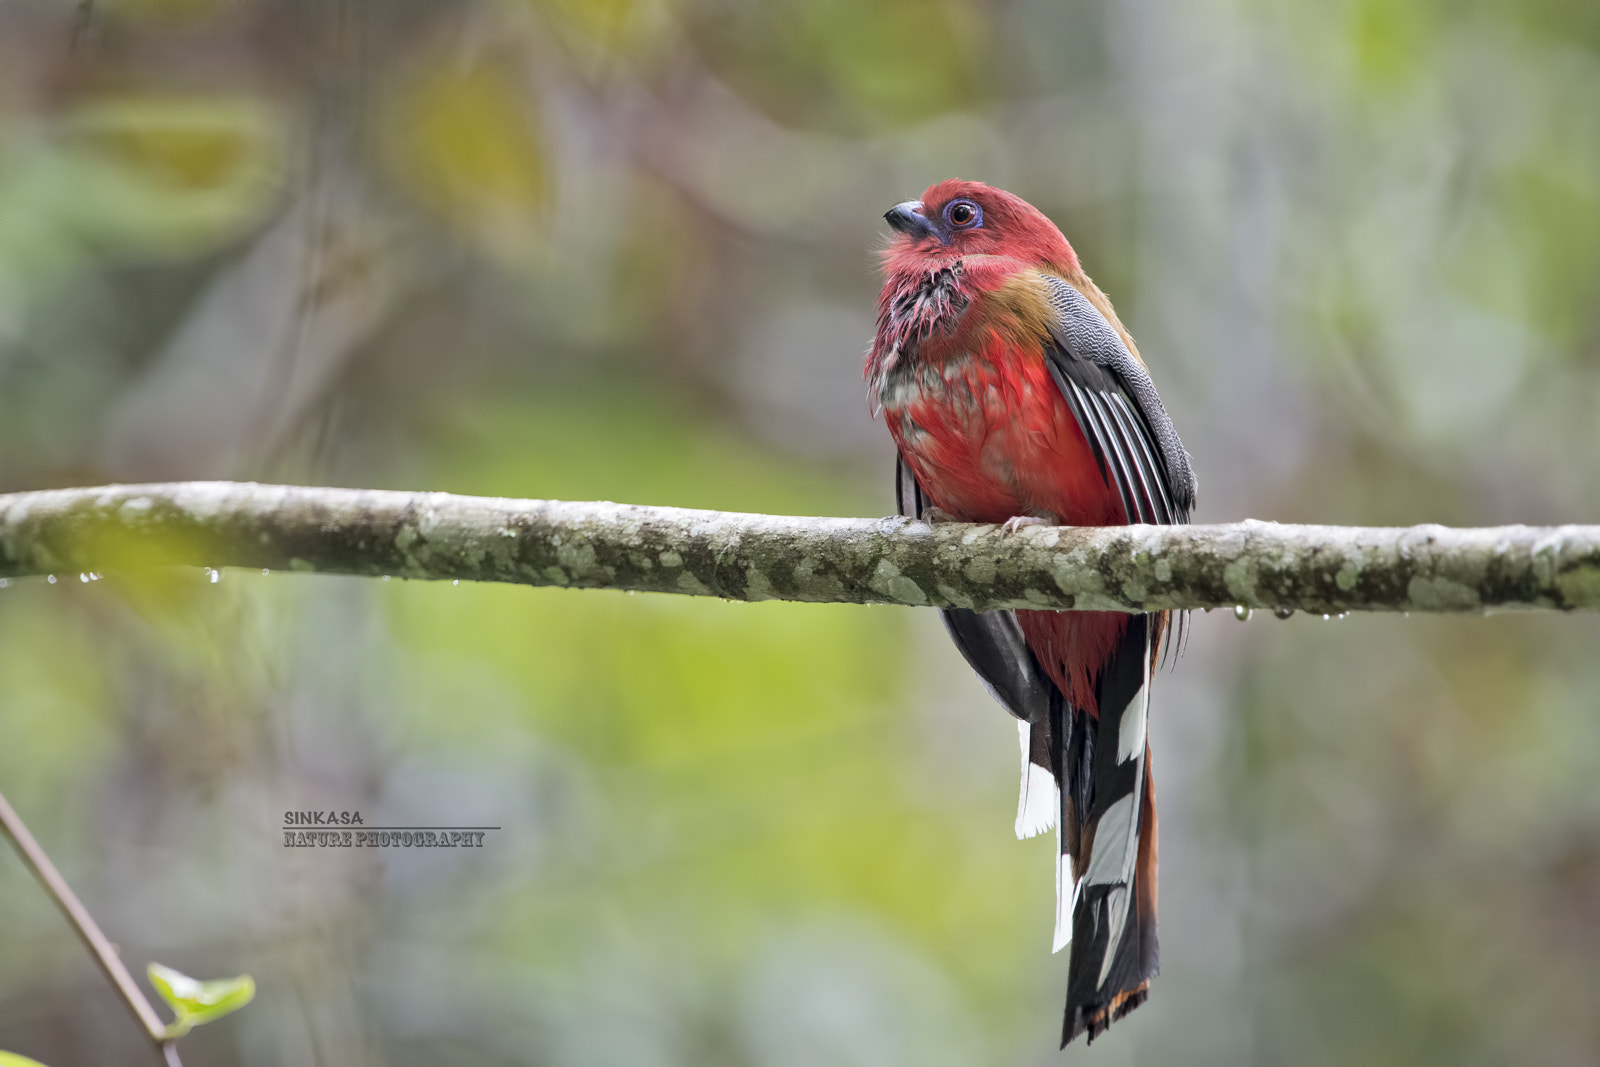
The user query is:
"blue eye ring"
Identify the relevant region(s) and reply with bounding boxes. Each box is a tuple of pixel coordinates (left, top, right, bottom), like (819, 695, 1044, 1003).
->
(944, 199, 982, 229)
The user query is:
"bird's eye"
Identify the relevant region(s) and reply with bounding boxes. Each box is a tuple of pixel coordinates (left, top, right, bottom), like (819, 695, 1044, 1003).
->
(946, 200, 981, 228)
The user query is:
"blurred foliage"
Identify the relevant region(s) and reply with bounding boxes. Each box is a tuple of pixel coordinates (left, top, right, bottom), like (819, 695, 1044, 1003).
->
(0, 93, 282, 339)
(0, 0, 1597, 1064)
(682, 0, 991, 133)
(381, 55, 547, 260)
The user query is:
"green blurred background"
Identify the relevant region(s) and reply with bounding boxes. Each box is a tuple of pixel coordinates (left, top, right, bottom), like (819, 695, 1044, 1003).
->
(1, 1, 1598, 1063)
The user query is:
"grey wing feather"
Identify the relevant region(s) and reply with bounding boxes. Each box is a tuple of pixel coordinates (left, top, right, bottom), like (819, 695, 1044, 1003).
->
(1039, 274, 1194, 665)
(1039, 276, 1196, 521)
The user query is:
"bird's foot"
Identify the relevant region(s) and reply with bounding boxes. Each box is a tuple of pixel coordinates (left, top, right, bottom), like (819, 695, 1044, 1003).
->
(1000, 515, 1052, 535)
(920, 506, 959, 524)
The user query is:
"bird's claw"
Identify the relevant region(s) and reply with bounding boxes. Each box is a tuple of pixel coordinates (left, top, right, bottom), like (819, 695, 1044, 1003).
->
(920, 506, 958, 524)
(1000, 515, 1051, 534)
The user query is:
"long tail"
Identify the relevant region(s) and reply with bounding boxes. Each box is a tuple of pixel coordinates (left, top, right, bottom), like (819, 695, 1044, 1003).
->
(894, 457, 1159, 1044)
(1017, 614, 1160, 1046)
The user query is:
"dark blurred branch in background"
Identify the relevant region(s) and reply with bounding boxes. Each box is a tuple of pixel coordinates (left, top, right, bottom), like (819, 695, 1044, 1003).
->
(2, 483, 1597, 616)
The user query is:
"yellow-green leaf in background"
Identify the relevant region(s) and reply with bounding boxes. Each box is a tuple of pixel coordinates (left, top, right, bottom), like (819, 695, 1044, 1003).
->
(381, 57, 546, 260)
(1348, 0, 1434, 93)
(528, 0, 669, 73)
(0, 1051, 52, 1067)
(147, 962, 255, 1039)
(60, 94, 285, 256)
(683, 0, 989, 133)
(110, 0, 225, 25)
(537, 0, 637, 45)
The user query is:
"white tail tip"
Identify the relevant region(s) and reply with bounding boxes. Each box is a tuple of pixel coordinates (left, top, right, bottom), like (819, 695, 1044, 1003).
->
(1015, 721, 1058, 840)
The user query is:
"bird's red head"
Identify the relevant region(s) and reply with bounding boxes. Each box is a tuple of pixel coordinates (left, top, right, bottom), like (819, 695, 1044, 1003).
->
(882, 180, 1080, 276)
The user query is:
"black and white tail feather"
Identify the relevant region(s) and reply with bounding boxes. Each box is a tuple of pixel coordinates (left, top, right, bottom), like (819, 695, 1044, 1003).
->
(894, 272, 1195, 1047)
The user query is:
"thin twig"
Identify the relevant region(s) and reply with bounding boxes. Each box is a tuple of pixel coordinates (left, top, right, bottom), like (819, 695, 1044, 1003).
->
(0, 789, 180, 1063)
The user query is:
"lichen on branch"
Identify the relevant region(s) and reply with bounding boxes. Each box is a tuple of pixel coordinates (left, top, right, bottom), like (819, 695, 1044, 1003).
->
(1, 482, 1598, 614)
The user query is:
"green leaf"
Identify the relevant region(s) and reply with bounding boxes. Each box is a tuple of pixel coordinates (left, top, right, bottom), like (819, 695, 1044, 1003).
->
(146, 962, 256, 1039)
(0, 1051, 54, 1067)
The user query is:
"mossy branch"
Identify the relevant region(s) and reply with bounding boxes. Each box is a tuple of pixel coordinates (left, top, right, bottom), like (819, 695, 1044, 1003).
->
(1, 482, 1598, 614)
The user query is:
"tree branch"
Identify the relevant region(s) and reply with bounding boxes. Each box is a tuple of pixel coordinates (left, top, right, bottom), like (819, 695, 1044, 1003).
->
(1, 482, 1597, 614)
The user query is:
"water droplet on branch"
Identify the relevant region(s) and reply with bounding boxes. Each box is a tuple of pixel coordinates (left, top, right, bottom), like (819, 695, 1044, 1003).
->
(1233, 605, 1252, 621)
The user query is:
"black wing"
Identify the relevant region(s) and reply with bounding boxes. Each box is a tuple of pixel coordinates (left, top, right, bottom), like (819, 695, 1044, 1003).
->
(897, 456, 1065, 842)
(895, 457, 1054, 728)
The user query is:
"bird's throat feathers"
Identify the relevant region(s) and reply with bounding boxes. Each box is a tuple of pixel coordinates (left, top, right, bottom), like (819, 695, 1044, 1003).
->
(867, 256, 1141, 409)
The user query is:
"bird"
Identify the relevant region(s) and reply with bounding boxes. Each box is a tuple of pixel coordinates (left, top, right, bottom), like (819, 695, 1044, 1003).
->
(865, 180, 1196, 1046)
